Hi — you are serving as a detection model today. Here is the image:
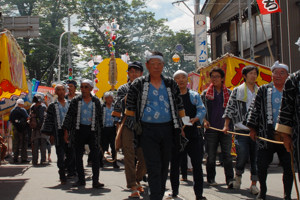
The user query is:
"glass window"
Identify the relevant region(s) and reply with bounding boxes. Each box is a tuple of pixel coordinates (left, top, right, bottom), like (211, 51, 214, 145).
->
(256, 14, 272, 44)
(242, 20, 250, 49)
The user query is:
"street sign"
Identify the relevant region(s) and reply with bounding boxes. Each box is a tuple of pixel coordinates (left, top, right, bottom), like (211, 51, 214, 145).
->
(3, 16, 39, 38)
(184, 54, 196, 61)
(175, 44, 184, 52)
(195, 14, 208, 68)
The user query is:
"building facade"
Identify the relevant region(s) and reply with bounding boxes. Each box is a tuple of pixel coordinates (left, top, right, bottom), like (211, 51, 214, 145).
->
(201, 0, 300, 72)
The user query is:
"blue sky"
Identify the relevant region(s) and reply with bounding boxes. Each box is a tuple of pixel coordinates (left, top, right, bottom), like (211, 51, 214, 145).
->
(145, 0, 195, 32)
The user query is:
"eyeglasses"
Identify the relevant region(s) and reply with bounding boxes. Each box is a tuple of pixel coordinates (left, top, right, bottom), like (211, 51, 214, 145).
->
(80, 85, 89, 89)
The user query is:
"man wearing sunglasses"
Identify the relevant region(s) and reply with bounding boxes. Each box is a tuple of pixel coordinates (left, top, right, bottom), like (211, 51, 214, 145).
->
(63, 79, 104, 189)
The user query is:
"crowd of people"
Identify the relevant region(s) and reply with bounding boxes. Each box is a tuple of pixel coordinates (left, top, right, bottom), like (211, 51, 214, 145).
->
(4, 50, 299, 200)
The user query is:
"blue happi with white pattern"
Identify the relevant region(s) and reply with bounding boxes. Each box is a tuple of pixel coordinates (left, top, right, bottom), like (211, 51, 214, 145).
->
(141, 81, 172, 123)
(80, 100, 93, 125)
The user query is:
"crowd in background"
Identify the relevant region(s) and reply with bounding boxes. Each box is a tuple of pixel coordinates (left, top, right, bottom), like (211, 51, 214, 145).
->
(1, 51, 298, 200)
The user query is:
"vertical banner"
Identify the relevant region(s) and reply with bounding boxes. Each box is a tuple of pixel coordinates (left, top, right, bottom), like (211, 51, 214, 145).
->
(256, 0, 281, 15)
(194, 14, 208, 69)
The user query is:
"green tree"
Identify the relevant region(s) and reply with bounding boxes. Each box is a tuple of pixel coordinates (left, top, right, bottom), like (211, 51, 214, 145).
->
(75, 0, 172, 61)
(156, 30, 196, 76)
(1, 0, 77, 85)
(75, 0, 196, 78)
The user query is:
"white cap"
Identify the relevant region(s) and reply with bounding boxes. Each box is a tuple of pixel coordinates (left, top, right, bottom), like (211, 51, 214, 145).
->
(173, 70, 188, 78)
(271, 61, 289, 72)
(16, 99, 24, 105)
(104, 91, 114, 98)
(80, 79, 94, 88)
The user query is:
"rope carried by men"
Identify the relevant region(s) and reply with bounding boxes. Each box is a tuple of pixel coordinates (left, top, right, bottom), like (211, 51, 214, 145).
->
(196, 125, 299, 200)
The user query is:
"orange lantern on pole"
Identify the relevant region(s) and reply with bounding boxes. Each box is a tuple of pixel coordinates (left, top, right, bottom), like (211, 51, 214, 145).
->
(172, 53, 180, 63)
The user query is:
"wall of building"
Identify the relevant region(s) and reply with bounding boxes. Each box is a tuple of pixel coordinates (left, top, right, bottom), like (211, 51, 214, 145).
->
(207, 0, 300, 71)
(279, 0, 300, 72)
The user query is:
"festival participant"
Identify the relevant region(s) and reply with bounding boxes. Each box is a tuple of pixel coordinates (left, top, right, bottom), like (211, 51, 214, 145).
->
(112, 61, 146, 198)
(65, 80, 78, 100)
(125, 51, 185, 200)
(222, 65, 260, 195)
(170, 70, 207, 200)
(62, 79, 104, 189)
(42, 84, 72, 184)
(64, 79, 77, 177)
(201, 67, 234, 188)
(246, 61, 292, 200)
(30, 94, 47, 166)
(101, 91, 119, 169)
(275, 69, 300, 178)
(9, 99, 29, 163)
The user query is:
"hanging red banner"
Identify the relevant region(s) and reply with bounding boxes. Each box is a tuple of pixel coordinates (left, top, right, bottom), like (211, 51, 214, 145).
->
(257, 0, 281, 15)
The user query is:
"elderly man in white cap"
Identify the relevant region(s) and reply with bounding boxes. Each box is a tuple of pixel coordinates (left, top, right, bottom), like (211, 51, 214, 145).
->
(170, 70, 207, 200)
(9, 99, 29, 163)
(246, 61, 292, 200)
(125, 51, 186, 200)
(42, 83, 75, 184)
(62, 79, 104, 189)
(100, 91, 119, 169)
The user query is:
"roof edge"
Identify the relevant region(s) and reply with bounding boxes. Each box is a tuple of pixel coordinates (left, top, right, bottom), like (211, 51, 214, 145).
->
(200, 0, 217, 15)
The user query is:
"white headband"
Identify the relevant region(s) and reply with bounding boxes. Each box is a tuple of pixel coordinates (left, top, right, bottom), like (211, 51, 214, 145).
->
(81, 79, 94, 88)
(104, 91, 114, 98)
(146, 55, 164, 62)
(173, 70, 188, 78)
(271, 61, 289, 72)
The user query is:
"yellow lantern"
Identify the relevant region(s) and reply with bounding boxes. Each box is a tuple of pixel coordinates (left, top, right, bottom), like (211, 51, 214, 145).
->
(172, 54, 180, 63)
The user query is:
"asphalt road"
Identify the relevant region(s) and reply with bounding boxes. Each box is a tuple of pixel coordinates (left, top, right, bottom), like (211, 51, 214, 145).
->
(0, 147, 298, 200)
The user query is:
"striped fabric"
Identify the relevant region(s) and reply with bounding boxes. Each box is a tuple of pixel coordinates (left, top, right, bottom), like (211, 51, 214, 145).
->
(275, 71, 300, 175)
(246, 83, 276, 150)
(62, 95, 103, 145)
(112, 82, 131, 119)
(222, 86, 248, 125)
(125, 75, 185, 130)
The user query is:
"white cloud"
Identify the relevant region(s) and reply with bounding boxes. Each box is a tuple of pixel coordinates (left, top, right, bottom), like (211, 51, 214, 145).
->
(146, 0, 195, 32)
(166, 14, 194, 32)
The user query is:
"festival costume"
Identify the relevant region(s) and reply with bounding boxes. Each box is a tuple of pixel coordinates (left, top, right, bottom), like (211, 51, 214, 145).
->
(247, 83, 293, 199)
(62, 94, 103, 186)
(101, 104, 118, 168)
(125, 75, 185, 200)
(223, 83, 259, 182)
(170, 89, 206, 199)
(42, 100, 75, 182)
(276, 70, 300, 178)
(112, 81, 146, 189)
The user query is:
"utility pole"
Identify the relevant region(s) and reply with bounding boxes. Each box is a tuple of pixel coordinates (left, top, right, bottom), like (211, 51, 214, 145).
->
(238, 0, 244, 58)
(68, 16, 72, 74)
(58, 31, 77, 82)
(194, 0, 200, 14)
(172, 0, 194, 15)
(172, 0, 207, 70)
(247, 0, 255, 61)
